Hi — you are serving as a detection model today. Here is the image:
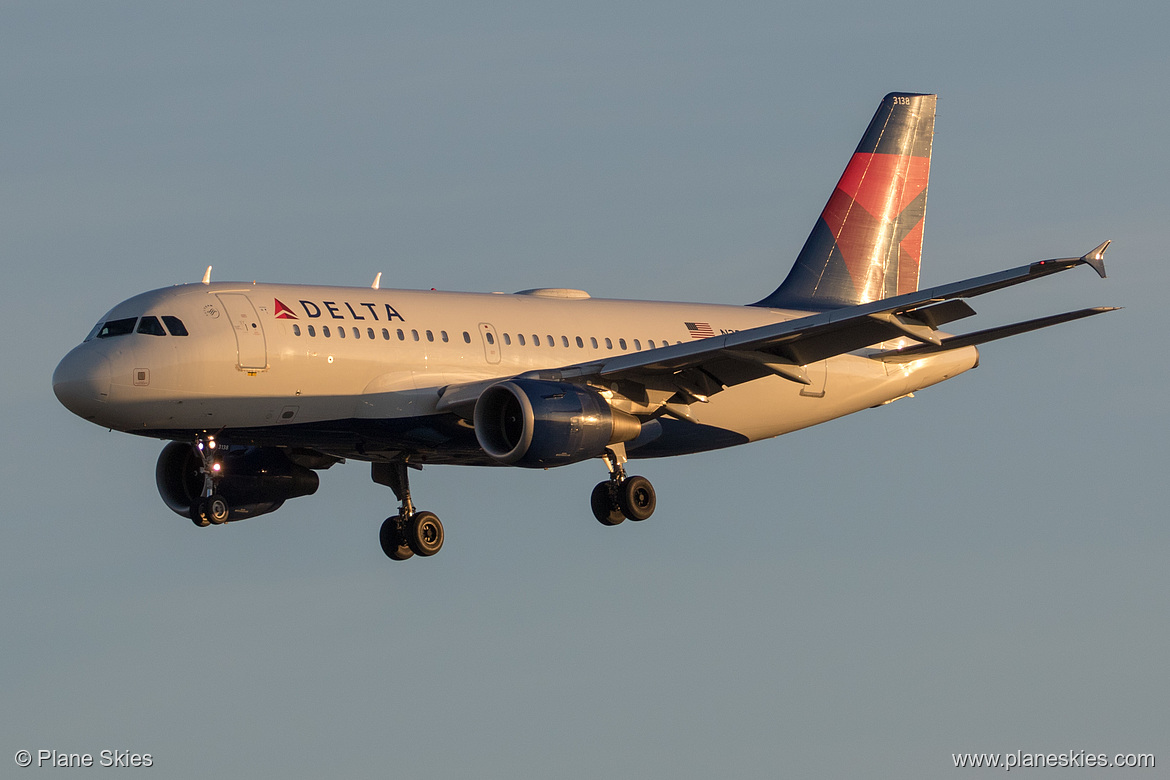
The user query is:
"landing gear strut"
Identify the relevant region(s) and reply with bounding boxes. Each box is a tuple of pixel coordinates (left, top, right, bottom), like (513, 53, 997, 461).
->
(191, 433, 230, 527)
(373, 462, 445, 560)
(591, 445, 656, 525)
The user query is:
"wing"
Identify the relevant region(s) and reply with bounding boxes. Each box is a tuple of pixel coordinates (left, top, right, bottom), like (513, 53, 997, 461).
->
(438, 242, 1115, 417)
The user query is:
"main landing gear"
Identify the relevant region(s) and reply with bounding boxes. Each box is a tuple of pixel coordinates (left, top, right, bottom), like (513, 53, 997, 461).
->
(190, 433, 230, 527)
(373, 462, 444, 561)
(591, 446, 656, 526)
(370, 451, 655, 561)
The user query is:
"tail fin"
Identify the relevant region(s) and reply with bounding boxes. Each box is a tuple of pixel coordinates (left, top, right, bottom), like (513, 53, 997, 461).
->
(753, 92, 937, 310)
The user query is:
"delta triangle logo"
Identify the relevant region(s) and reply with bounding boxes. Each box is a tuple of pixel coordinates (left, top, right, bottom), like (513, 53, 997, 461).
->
(274, 298, 298, 319)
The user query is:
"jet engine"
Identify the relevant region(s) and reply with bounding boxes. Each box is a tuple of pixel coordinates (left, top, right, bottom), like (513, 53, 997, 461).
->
(473, 379, 641, 468)
(155, 442, 320, 521)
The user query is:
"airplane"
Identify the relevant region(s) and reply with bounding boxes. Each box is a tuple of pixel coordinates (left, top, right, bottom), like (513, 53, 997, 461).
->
(52, 92, 1116, 561)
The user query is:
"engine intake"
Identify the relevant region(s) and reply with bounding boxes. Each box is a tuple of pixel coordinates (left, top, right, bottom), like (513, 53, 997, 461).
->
(473, 379, 641, 468)
(156, 442, 320, 521)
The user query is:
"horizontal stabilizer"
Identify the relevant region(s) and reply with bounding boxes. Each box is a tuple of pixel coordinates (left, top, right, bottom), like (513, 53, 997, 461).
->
(871, 307, 1119, 362)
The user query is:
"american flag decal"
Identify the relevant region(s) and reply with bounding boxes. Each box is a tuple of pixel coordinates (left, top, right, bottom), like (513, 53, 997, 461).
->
(685, 321, 715, 339)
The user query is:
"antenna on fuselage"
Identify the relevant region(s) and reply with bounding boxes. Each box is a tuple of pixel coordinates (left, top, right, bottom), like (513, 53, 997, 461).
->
(201, 266, 212, 285)
(371, 272, 382, 290)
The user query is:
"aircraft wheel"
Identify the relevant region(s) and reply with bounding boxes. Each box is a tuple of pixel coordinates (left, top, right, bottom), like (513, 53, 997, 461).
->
(591, 482, 625, 526)
(204, 493, 230, 525)
(190, 509, 211, 528)
(618, 476, 656, 521)
(380, 516, 415, 561)
(407, 511, 444, 557)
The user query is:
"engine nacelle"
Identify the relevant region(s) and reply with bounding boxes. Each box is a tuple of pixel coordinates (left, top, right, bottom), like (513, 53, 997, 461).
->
(156, 442, 320, 521)
(473, 379, 642, 468)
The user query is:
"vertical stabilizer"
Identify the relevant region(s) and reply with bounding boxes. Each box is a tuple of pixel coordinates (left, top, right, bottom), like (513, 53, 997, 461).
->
(753, 93, 937, 310)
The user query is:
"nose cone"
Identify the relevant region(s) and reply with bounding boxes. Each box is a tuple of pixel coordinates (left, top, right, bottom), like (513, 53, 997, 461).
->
(53, 345, 112, 422)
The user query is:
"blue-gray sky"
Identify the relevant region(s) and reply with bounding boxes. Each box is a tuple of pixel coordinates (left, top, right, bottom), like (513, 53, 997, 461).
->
(3, 2, 1166, 777)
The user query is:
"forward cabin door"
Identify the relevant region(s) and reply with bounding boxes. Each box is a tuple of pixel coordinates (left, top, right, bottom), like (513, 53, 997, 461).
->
(217, 293, 268, 369)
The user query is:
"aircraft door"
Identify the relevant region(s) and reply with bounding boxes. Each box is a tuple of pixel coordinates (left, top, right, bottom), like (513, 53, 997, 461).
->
(478, 323, 501, 364)
(217, 294, 268, 369)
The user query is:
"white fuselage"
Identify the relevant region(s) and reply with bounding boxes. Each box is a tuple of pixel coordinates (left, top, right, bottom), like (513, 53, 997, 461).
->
(53, 281, 978, 463)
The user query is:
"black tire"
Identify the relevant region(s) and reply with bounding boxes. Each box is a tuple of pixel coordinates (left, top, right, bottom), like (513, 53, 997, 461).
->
(618, 476, 656, 521)
(380, 516, 414, 561)
(190, 508, 211, 528)
(205, 494, 229, 525)
(591, 482, 625, 526)
(407, 511, 444, 557)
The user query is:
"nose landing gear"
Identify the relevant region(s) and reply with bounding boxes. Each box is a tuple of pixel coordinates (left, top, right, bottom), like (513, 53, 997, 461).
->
(190, 434, 230, 527)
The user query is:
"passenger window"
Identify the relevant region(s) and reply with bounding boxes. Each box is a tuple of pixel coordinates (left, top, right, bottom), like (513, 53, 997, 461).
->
(648, 339, 656, 349)
(97, 318, 137, 338)
(590, 337, 598, 348)
(355, 327, 362, 339)
(137, 316, 166, 336)
(463, 331, 471, 343)
(293, 324, 302, 336)
(561, 336, 569, 348)
(338, 327, 346, 339)
(308, 325, 316, 337)
(575, 336, 583, 348)
(546, 335, 554, 347)
(367, 328, 375, 339)
(532, 334, 539, 346)
(323, 326, 331, 338)
(161, 316, 188, 336)
(502, 333, 511, 345)
(486, 332, 495, 345)
(518, 334, 526, 346)
(411, 329, 419, 341)
(397, 329, 405, 341)
(441, 331, 449, 343)
(619, 338, 627, 350)
(382, 328, 390, 340)
(634, 339, 641, 350)
(605, 338, 612, 349)
(426, 330, 434, 342)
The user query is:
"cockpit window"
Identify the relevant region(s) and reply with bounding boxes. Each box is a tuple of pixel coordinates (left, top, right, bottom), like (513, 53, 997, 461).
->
(137, 316, 167, 336)
(162, 316, 188, 336)
(96, 317, 138, 338)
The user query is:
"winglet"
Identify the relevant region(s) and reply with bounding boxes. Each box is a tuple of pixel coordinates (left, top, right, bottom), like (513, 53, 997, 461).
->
(1081, 240, 1110, 279)
(201, 266, 212, 285)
